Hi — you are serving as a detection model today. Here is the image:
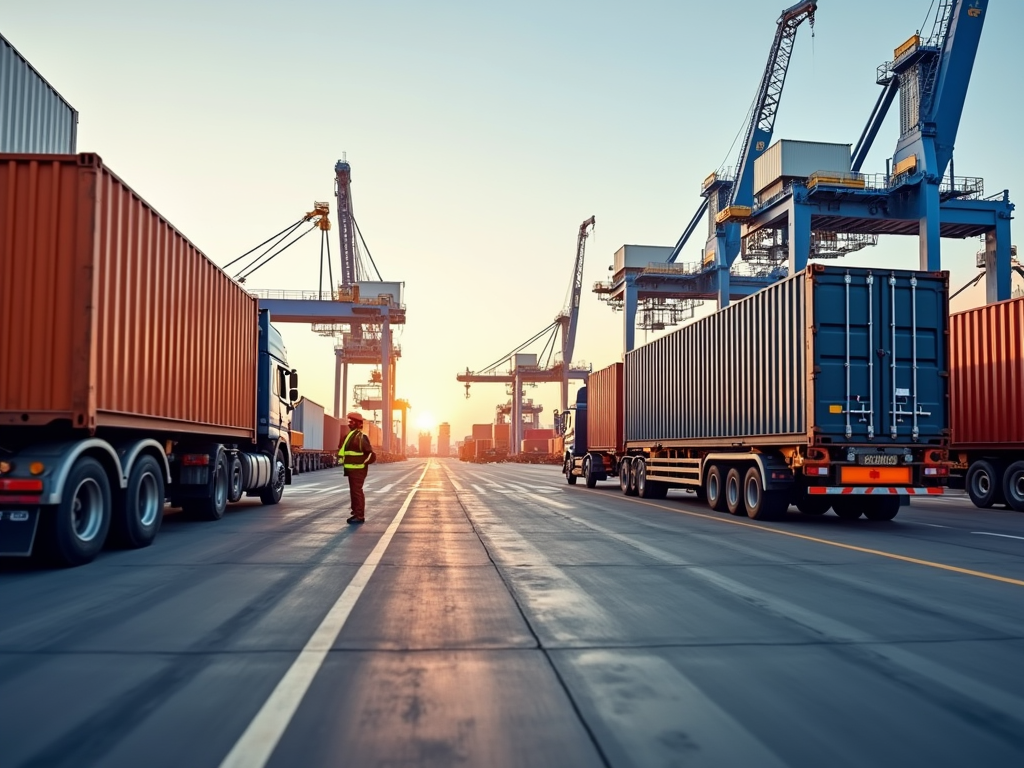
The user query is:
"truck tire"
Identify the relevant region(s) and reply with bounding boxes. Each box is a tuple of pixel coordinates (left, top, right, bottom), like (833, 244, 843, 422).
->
(619, 459, 637, 496)
(863, 496, 900, 521)
(1003, 461, 1024, 512)
(796, 495, 831, 516)
(725, 467, 745, 516)
(564, 455, 577, 485)
(584, 456, 597, 489)
(187, 452, 229, 521)
(636, 460, 654, 498)
(831, 498, 863, 519)
(112, 455, 164, 549)
(48, 457, 111, 567)
(744, 466, 787, 521)
(227, 455, 244, 503)
(966, 459, 1005, 508)
(260, 449, 286, 505)
(706, 464, 727, 512)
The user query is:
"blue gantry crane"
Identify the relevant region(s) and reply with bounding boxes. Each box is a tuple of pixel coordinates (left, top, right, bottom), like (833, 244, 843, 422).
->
(741, 0, 1014, 303)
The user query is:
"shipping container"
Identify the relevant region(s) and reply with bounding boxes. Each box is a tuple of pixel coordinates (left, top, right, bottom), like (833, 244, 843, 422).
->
(0, 153, 258, 437)
(324, 414, 342, 454)
(472, 423, 492, 440)
(493, 422, 511, 447)
(1, 34, 78, 153)
(521, 439, 550, 454)
(586, 363, 624, 451)
(292, 398, 325, 451)
(753, 140, 852, 195)
(949, 294, 1024, 510)
(562, 265, 951, 521)
(524, 429, 555, 440)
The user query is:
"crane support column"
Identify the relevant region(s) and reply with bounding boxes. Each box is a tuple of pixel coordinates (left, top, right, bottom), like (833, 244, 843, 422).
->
(382, 318, 392, 453)
(334, 353, 344, 417)
(985, 215, 1013, 303)
(788, 191, 813, 275)
(920, 182, 943, 272)
(623, 274, 638, 353)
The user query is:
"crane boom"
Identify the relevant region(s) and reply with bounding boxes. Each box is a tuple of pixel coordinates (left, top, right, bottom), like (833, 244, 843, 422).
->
(562, 216, 596, 368)
(730, 0, 816, 208)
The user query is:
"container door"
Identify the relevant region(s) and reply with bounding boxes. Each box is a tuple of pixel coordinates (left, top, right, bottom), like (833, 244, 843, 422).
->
(813, 269, 948, 444)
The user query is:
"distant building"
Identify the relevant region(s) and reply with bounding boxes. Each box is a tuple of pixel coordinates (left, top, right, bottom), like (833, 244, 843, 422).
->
(437, 423, 451, 457)
(418, 432, 432, 457)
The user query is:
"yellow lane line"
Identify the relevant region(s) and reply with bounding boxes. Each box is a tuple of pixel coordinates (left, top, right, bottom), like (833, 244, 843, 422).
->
(591, 491, 1024, 589)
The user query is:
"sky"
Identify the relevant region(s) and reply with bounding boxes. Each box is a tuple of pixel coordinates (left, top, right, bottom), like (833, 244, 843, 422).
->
(4, 0, 1022, 446)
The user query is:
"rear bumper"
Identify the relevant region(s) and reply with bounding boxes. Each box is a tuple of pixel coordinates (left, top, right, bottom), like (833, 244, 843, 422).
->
(808, 486, 945, 496)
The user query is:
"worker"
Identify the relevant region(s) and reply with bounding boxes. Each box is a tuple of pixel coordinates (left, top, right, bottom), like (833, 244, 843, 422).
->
(338, 411, 376, 524)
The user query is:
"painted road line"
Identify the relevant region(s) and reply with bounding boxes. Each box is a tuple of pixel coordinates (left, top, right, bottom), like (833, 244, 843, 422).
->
(972, 532, 1024, 541)
(218, 461, 431, 768)
(375, 483, 395, 494)
(472, 484, 487, 495)
(527, 493, 572, 510)
(916, 523, 952, 529)
(605, 492, 1024, 589)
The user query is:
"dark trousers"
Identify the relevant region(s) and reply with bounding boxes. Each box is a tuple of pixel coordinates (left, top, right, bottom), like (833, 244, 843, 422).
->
(347, 468, 368, 518)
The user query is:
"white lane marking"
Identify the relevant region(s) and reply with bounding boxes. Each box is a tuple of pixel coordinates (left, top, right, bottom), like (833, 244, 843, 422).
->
(527, 493, 571, 510)
(472, 485, 487, 495)
(972, 532, 1024, 541)
(504, 483, 531, 493)
(218, 461, 431, 768)
(375, 483, 395, 494)
(917, 523, 952, 528)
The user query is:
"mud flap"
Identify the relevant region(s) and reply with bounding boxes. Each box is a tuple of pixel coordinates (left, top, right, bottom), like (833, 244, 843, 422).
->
(0, 508, 40, 557)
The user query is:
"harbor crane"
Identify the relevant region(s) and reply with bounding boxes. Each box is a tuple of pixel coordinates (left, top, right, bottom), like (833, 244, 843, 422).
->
(458, 217, 596, 455)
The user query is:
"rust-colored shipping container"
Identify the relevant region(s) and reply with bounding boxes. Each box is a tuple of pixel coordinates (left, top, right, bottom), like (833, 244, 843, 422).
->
(475, 439, 493, 452)
(524, 428, 555, 440)
(0, 153, 258, 437)
(521, 439, 550, 453)
(323, 414, 342, 454)
(587, 363, 624, 451)
(493, 422, 510, 446)
(472, 423, 492, 440)
(950, 295, 1024, 449)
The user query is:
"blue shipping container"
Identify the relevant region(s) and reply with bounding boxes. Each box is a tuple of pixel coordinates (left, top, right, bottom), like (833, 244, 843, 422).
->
(624, 264, 949, 447)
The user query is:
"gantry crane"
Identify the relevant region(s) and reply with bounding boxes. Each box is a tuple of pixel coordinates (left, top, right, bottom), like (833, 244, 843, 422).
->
(458, 216, 595, 455)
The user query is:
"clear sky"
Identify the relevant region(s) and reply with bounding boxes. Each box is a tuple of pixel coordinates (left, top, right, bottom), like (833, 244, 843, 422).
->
(4, 0, 1022, 445)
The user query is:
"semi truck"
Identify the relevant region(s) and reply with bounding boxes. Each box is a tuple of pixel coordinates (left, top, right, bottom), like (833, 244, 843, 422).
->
(0, 153, 297, 566)
(949, 294, 1024, 511)
(562, 264, 951, 521)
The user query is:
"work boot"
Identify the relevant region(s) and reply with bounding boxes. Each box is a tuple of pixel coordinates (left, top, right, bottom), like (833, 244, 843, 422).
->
(347, 515, 365, 524)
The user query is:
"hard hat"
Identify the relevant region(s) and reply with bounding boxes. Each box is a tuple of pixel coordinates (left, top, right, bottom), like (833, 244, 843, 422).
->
(346, 411, 364, 424)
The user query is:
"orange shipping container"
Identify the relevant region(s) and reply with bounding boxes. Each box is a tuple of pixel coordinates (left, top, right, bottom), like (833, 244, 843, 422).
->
(521, 439, 549, 453)
(472, 423, 492, 440)
(323, 414, 343, 453)
(493, 422, 511, 445)
(0, 153, 258, 437)
(587, 363, 624, 451)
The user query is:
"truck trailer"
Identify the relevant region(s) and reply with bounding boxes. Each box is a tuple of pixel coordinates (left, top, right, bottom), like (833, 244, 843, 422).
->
(949, 294, 1024, 511)
(563, 265, 951, 521)
(0, 153, 298, 566)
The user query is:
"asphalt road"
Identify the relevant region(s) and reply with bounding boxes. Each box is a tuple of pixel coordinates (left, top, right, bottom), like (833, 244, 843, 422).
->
(3, 458, 1024, 768)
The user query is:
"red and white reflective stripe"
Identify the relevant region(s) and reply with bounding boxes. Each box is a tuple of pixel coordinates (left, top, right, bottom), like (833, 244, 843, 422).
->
(806, 486, 946, 496)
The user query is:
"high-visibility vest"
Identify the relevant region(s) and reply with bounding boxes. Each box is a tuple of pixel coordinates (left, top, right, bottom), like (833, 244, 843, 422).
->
(339, 429, 368, 469)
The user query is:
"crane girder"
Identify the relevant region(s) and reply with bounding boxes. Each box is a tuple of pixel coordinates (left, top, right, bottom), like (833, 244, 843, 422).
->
(562, 216, 596, 369)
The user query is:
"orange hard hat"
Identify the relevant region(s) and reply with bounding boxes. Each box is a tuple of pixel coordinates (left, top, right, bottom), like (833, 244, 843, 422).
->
(346, 412, 364, 424)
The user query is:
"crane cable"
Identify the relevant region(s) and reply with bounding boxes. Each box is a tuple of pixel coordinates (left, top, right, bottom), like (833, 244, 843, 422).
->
(223, 218, 306, 271)
(234, 223, 319, 282)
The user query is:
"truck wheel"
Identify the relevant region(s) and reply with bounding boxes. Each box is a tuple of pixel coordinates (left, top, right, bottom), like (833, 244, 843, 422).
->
(584, 456, 597, 489)
(744, 466, 787, 521)
(49, 457, 111, 567)
(187, 452, 229, 521)
(796, 495, 831, 516)
(966, 460, 1005, 508)
(260, 450, 286, 505)
(706, 464, 726, 512)
(619, 459, 634, 496)
(227, 455, 244, 503)
(1002, 461, 1024, 512)
(112, 455, 165, 548)
(725, 467, 745, 516)
(636, 460, 653, 498)
(831, 498, 863, 519)
(863, 496, 900, 521)
(564, 455, 577, 485)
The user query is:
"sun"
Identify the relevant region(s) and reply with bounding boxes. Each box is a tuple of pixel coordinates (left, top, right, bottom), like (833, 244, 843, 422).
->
(415, 412, 436, 432)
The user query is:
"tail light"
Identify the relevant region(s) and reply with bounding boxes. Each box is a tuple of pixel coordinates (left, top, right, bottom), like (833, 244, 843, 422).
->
(182, 454, 211, 467)
(804, 464, 830, 477)
(0, 479, 44, 492)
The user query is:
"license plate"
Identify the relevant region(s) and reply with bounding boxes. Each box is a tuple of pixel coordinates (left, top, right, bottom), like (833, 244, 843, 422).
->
(858, 454, 899, 466)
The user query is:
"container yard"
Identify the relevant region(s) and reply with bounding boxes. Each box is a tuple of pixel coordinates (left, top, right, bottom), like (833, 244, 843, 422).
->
(5, 3, 1024, 768)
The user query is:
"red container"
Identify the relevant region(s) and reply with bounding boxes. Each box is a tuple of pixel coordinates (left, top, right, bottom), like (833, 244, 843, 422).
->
(524, 428, 555, 440)
(493, 422, 511, 446)
(950, 295, 1024, 449)
(323, 414, 342, 453)
(0, 153, 258, 438)
(587, 362, 624, 451)
(472, 423, 492, 440)
(521, 439, 550, 453)
(475, 439, 493, 451)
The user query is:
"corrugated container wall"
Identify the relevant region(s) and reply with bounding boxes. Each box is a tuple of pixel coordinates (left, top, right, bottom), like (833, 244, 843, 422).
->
(493, 422, 510, 447)
(950, 295, 1024, 449)
(625, 265, 949, 448)
(323, 414, 342, 454)
(472, 423, 492, 440)
(1, 34, 77, 153)
(753, 140, 852, 195)
(0, 153, 258, 437)
(292, 398, 325, 451)
(587, 363, 624, 451)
